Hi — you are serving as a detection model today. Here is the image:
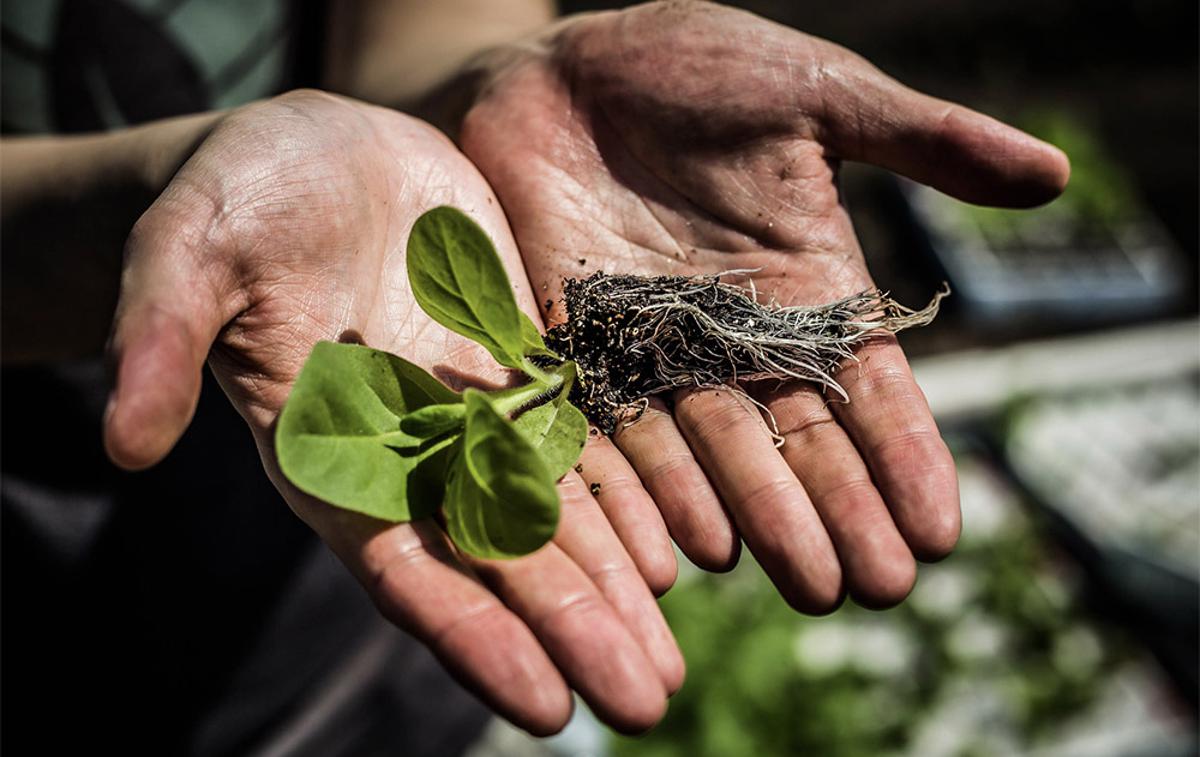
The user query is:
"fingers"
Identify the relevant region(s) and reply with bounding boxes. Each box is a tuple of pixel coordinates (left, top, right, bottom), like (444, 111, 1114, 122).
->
(814, 46, 1070, 208)
(830, 337, 961, 561)
(104, 204, 243, 470)
(322, 515, 575, 736)
(611, 398, 741, 572)
(671, 386, 844, 614)
(574, 432, 677, 595)
(553, 471, 685, 693)
(466, 540, 669, 734)
(269, 403, 675, 736)
(758, 382, 916, 609)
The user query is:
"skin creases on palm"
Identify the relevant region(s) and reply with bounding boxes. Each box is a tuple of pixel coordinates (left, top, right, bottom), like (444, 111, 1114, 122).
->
(200, 106, 519, 427)
(459, 2, 1067, 614)
(462, 72, 905, 615)
(107, 90, 683, 734)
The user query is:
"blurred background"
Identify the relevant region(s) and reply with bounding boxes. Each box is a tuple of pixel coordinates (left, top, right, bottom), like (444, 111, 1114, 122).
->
(474, 0, 1200, 755)
(2, 0, 1193, 754)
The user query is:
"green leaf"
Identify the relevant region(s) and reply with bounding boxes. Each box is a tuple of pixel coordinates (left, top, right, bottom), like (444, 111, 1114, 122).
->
(407, 206, 526, 369)
(400, 403, 466, 439)
(520, 312, 557, 358)
(275, 341, 461, 521)
(444, 390, 560, 559)
(512, 362, 588, 479)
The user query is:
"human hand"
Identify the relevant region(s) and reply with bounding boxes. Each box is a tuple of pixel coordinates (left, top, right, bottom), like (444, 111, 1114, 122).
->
(454, 1, 1070, 610)
(102, 90, 682, 734)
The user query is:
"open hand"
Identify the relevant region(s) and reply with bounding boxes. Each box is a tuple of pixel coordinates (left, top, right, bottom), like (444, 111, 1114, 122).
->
(455, 1, 1070, 610)
(103, 90, 682, 734)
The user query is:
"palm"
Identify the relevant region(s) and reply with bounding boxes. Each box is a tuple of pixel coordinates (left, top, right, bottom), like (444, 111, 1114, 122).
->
(460, 2, 1069, 610)
(185, 97, 508, 423)
(105, 91, 681, 734)
(466, 69, 860, 309)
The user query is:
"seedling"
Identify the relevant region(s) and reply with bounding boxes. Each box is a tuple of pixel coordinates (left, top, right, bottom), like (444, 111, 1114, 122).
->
(276, 206, 588, 559)
(276, 206, 943, 559)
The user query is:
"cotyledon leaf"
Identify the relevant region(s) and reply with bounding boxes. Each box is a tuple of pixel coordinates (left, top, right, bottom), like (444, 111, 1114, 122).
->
(444, 390, 560, 559)
(275, 341, 461, 521)
(512, 361, 588, 479)
(520, 312, 557, 359)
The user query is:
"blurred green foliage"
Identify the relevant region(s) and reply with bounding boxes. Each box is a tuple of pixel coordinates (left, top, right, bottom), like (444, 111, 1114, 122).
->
(611, 451, 1128, 757)
(958, 111, 1141, 245)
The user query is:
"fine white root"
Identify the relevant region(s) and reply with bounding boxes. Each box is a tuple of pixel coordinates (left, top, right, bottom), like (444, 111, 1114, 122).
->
(547, 271, 948, 433)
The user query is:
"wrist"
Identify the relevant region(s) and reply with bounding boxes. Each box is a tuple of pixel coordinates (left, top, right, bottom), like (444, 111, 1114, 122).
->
(118, 110, 225, 197)
(413, 18, 562, 139)
(324, 1, 557, 121)
(420, 11, 612, 142)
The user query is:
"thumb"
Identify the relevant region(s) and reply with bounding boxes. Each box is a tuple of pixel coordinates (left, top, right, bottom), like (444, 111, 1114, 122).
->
(104, 206, 241, 471)
(816, 52, 1071, 208)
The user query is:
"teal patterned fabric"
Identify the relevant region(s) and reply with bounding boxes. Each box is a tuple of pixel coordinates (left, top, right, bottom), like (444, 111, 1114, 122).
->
(2, 0, 289, 133)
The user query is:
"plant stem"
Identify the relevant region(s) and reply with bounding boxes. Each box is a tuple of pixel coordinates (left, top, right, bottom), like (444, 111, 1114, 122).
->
(490, 366, 566, 417)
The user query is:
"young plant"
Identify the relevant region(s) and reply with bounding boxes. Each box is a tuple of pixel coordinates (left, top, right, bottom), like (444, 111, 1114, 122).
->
(275, 206, 588, 559)
(276, 206, 945, 559)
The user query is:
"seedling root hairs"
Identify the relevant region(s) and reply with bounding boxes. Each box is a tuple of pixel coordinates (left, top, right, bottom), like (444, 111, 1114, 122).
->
(547, 271, 947, 434)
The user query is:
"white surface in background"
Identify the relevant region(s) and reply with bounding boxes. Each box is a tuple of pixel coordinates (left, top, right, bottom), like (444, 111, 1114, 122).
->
(910, 319, 1200, 421)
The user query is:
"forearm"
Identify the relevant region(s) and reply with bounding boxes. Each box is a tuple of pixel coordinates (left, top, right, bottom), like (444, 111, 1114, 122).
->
(1, 111, 221, 362)
(323, 0, 555, 125)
